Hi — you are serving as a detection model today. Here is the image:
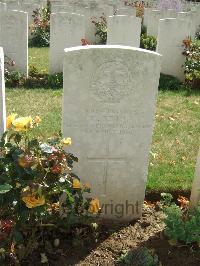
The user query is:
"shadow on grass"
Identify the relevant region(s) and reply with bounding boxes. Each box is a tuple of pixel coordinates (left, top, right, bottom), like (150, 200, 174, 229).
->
(159, 74, 200, 97)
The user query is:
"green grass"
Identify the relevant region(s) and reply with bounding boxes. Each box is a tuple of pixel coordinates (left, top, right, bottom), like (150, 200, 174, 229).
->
(5, 48, 200, 193)
(29, 47, 49, 73)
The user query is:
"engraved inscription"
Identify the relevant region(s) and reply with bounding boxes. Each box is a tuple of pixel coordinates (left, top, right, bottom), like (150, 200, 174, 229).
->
(91, 61, 133, 103)
(87, 140, 125, 194)
(66, 108, 152, 135)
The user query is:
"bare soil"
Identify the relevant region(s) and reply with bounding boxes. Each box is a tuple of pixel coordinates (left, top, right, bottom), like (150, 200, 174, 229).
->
(24, 200, 200, 266)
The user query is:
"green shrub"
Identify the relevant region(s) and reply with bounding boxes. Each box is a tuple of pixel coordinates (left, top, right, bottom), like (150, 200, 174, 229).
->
(140, 34, 157, 51)
(141, 25, 147, 35)
(196, 31, 200, 40)
(158, 73, 182, 90)
(161, 194, 200, 245)
(0, 115, 100, 263)
(182, 38, 200, 89)
(29, 7, 50, 47)
(92, 15, 107, 44)
(117, 247, 160, 266)
(5, 66, 63, 89)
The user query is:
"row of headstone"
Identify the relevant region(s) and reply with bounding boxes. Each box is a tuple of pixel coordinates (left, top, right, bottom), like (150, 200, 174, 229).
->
(142, 6, 200, 81)
(49, 6, 142, 73)
(145, 8, 200, 38)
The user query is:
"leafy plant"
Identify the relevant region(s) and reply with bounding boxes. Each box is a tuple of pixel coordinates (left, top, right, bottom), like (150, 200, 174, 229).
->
(182, 38, 200, 89)
(0, 115, 100, 262)
(29, 6, 50, 47)
(161, 194, 200, 245)
(124, 1, 145, 18)
(92, 15, 107, 45)
(140, 34, 157, 51)
(117, 247, 160, 266)
(5, 65, 63, 89)
(195, 31, 200, 40)
(158, 73, 183, 90)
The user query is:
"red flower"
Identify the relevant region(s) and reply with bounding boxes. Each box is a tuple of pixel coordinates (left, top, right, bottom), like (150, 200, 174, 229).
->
(81, 39, 90, 46)
(51, 164, 62, 174)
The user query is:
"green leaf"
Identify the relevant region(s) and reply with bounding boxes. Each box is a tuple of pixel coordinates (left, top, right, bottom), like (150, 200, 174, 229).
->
(0, 183, 12, 194)
(13, 230, 24, 244)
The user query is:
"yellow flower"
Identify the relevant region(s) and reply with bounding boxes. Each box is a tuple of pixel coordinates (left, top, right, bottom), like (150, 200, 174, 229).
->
(16, 182, 21, 188)
(18, 155, 35, 168)
(88, 199, 100, 214)
(12, 116, 32, 132)
(61, 137, 72, 146)
(73, 178, 82, 189)
(6, 113, 17, 129)
(35, 116, 41, 124)
(22, 193, 45, 208)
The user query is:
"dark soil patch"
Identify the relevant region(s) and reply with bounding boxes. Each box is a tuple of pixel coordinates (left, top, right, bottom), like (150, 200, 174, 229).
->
(23, 203, 200, 266)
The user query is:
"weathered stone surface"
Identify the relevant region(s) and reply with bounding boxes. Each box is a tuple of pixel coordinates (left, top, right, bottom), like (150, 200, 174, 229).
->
(116, 7, 136, 16)
(147, 9, 162, 37)
(49, 12, 85, 73)
(107, 15, 141, 47)
(0, 10, 28, 75)
(157, 18, 191, 81)
(178, 11, 196, 39)
(62, 45, 161, 222)
(0, 47, 5, 138)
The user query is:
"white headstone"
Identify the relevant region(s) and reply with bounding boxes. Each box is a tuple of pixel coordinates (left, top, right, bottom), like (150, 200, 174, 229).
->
(190, 149, 200, 209)
(116, 7, 136, 16)
(147, 9, 162, 37)
(190, 10, 200, 32)
(157, 18, 191, 81)
(6, 0, 19, 10)
(0, 10, 28, 75)
(51, 4, 74, 13)
(62, 45, 161, 222)
(178, 12, 196, 39)
(0, 2, 6, 11)
(49, 12, 85, 74)
(0, 47, 5, 137)
(143, 7, 153, 27)
(163, 9, 177, 18)
(107, 15, 141, 47)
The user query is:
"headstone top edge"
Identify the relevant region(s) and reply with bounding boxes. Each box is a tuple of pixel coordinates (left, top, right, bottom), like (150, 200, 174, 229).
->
(64, 45, 162, 57)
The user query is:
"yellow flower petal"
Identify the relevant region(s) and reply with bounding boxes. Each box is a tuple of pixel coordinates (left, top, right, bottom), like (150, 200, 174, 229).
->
(88, 199, 100, 214)
(6, 113, 17, 129)
(73, 178, 81, 189)
(22, 194, 45, 208)
(62, 137, 72, 146)
(12, 116, 32, 132)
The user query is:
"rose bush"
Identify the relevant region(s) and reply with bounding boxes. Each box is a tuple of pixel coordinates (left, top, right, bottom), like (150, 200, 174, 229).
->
(0, 115, 100, 263)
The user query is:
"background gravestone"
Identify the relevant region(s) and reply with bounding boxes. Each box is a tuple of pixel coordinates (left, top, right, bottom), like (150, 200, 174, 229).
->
(157, 18, 191, 81)
(147, 9, 162, 37)
(107, 15, 141, 47)
(49, 12, 85, 74)
(0, 10, 28, 76)
(62, 45, 161, 222)
(0, 47, 5, 137)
